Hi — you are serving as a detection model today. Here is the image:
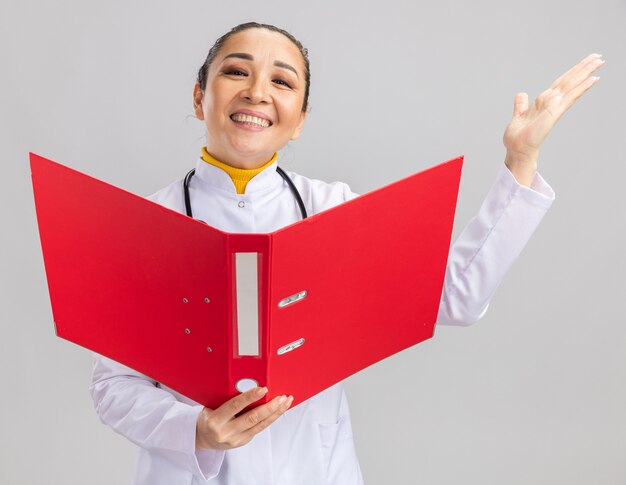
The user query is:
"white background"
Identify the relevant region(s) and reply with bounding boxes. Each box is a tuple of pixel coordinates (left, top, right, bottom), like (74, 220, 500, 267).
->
(1, 1, 625, 483)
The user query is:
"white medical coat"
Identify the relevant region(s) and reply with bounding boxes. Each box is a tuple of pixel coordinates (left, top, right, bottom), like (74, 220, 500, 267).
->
(90, 158, 555, 484)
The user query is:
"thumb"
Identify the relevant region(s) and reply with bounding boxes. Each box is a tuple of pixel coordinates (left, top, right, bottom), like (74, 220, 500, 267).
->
(513, 92, 529, 117)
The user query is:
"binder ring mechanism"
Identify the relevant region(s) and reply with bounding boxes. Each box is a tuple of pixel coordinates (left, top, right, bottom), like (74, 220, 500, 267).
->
(277, 338, 305, 356)
(278, 290, 307, 308)
(180, 296, 212, 352)
(276, 291, 307, 356)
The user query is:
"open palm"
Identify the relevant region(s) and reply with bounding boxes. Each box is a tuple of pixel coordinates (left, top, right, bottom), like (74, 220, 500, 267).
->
(503, 53, 604, 185)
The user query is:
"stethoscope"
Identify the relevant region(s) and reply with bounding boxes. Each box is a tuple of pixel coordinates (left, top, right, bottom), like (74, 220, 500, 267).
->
(183, 166, 308, 220)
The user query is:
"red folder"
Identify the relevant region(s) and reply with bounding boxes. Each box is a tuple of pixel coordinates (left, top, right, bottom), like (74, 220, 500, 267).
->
(31, 152, 463, 409)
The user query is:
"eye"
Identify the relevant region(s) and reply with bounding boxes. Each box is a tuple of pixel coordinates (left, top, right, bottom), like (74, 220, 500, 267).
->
(223, 69, 247, 77)
(273, 78, 293, 88)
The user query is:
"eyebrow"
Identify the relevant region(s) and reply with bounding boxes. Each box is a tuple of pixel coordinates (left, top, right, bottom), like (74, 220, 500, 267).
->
(223, 53, 299, 78)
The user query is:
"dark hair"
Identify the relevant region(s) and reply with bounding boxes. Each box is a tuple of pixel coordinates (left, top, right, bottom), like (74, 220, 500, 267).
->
(197, 22, 310, 112)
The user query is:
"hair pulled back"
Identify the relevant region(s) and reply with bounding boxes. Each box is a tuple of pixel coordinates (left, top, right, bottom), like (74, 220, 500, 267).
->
(197, 22, 311, 112)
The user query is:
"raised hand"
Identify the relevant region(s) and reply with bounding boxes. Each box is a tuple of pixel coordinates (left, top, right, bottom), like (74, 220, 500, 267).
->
(503, 53, 604, 186)
(196, 387, 294, 450)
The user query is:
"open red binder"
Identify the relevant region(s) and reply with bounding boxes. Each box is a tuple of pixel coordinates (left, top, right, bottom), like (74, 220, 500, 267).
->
(31, 152, 463, 409)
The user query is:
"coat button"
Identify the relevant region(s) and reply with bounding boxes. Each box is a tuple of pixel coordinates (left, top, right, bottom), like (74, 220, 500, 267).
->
(238, 201, 245, 208)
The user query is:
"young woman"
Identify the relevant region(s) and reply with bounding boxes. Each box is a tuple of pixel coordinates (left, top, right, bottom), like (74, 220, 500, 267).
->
(90, 22, 603, 485)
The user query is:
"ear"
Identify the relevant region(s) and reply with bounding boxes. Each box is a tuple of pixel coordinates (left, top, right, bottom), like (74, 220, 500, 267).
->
(289, 110, 307, 141)
(193, 83, 205, 121)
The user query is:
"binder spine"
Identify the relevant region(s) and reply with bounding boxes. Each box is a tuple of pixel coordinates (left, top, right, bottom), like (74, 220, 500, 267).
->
(226, 233, 272, 402)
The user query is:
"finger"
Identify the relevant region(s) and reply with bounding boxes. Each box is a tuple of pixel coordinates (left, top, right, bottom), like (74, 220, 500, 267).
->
(561, 75, 600, 111)
(548, 54, 600, 95)
(558, 57, 604, 95)
(211, 386, 268, 423)
(552, 55, 604, 94)
(550, 53, 602, 90)
(236, 396, 294, 443)
(227, 394, 291, 435)
(513, 92, 529, 117)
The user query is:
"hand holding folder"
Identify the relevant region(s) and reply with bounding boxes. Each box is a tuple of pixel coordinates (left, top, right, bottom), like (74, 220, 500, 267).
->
(195, 386, 294, 450)
(31, 153, 463, 409)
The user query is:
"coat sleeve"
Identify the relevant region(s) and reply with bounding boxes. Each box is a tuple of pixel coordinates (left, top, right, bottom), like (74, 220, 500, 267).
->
(89, 354, 225, 481)
(436, 164, 555, 325)
(342, 163, 555, 326)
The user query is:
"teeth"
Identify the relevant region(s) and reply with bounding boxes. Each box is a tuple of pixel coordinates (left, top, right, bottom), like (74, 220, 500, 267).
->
(231, 113, 271, 127)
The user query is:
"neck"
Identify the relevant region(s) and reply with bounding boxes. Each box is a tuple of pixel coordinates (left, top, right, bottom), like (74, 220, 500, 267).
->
(205, 147, 276, 170)
(201, 148, 277, 194)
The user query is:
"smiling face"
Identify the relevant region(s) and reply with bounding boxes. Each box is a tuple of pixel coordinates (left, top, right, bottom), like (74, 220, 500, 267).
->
(193, 28, 308, 169)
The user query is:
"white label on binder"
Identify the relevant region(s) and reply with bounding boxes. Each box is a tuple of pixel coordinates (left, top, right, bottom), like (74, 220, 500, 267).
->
(235, 252, 259, 356)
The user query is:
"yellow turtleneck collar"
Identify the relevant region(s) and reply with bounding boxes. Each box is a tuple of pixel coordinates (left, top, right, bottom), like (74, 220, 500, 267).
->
(201, 147, 278, 194)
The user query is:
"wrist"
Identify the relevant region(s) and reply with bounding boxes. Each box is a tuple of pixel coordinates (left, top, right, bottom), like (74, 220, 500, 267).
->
(504, 153, 538, 187)
(195, 409, 211, 450)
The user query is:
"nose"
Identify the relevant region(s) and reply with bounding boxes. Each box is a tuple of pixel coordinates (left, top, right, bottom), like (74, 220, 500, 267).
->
(242, 75, 270, 104)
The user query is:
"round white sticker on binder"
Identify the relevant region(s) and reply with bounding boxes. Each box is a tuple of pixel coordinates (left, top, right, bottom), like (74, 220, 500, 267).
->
(235, 378, 258, 393)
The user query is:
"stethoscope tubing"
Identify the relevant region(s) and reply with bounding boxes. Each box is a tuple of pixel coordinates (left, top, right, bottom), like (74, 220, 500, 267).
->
(183, 166, 308, 220)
